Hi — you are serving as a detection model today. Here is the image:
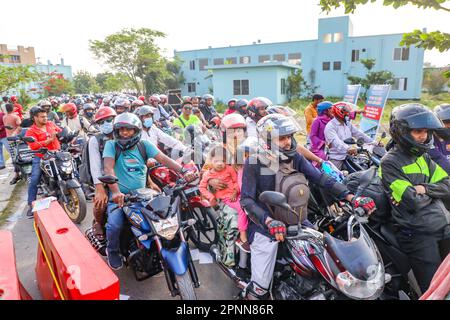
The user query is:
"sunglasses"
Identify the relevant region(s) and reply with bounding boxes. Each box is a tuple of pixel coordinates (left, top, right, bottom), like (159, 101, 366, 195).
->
(97, 118, 114, 125)
(184, 106, 192, 110)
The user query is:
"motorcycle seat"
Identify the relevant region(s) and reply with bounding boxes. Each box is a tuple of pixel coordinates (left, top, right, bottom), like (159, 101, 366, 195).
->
(379, 224, 401, 250)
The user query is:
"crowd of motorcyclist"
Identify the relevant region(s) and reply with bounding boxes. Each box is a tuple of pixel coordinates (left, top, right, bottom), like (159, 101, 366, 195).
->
(0, 90, 449, 300)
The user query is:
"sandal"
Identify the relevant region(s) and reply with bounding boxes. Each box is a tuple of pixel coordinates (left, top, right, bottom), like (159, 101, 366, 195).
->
(92, 222, 106, 241)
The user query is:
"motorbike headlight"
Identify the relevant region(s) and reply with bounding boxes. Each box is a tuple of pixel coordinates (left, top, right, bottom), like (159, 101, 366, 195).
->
(60, 161, 73, 174)
(335, 263, 385, 300)
(152, 215, 179, 240)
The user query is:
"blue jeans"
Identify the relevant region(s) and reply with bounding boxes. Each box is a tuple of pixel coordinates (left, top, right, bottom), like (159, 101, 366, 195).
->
(0, 137, 11, 167)
(28, 157, 42, 206)
(106, 201, 126, 254)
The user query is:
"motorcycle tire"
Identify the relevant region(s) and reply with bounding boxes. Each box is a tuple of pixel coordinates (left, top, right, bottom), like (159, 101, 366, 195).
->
(184, 207, 218, 252)
(175, 273, 197, 300)
(60, 187, 87, 224)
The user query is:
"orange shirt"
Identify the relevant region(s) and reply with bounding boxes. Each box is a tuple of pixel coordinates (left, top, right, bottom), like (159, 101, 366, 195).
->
(304, 103, 318, 134)
(199, 165, 238, 201)
(3, 113, 21, 136)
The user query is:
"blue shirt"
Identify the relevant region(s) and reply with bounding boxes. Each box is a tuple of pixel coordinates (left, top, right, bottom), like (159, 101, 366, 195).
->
(103, 140, 159, 194)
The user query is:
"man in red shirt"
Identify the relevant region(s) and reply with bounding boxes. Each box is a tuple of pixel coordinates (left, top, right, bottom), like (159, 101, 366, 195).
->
(25, 106, 61, 217)
(10, 96, 24, 120)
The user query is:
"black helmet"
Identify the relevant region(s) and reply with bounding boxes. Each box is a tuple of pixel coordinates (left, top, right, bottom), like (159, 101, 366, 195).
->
(29, 106, 46, 120)
(390, 103, 443, 156)
(434, 104, 450, 140)
(434, 104, 450, 122)
(113, 113, 143, 150)
(257, 114, 300, 161)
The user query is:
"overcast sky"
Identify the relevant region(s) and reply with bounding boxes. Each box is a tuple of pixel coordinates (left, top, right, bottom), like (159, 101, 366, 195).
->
(1, 0, 448, 74)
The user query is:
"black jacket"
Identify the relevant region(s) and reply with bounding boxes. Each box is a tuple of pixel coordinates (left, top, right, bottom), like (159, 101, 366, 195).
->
(380, 146, 450, 234)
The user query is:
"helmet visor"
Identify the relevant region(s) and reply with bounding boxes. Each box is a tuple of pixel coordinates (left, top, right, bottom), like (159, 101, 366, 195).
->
(404, 111, 443, 130)
(436, 107, 450, 122)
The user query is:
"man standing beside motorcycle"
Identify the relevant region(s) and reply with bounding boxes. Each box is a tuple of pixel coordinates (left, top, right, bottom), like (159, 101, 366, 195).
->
(102, 112, 197, 270)
(240, 114, 376, 299)
(25, 106, 62, 217)
(324, 101, 378, 170)
(380, 103, 450, 294)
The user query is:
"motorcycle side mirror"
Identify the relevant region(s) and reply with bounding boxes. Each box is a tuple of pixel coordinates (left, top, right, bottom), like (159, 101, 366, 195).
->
(381, 132, 387, 139)
(38, 147, 48, 154)
(356, 137, 365, 147)
(98, 175, 119, 184)
(259, 191, 292, 211)
(7, 136, 19, 142)
(4, 125, 13, 130)
(23, 136, 36, 143)
(344, 138, 356, 145)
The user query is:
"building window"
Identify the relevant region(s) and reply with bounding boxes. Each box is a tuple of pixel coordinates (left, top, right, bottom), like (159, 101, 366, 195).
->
(334, 32, 343, 42)
(189, 60, 195, 70)
(187, 82, 196, 93)
(10, 55, 21, 63)
(281, 78, 287, 95)
(288, 53, 301, 65)
(240, 56, 251, 64)
(213, 58, 224, 65)
(199, 58, 209, 70)
(225, 57, 237, 65)
(333, 61, 342, 70)
(393, 78, 408, 91)
(393, 47, 410, 61)
(322, 62, 330, 71)
(323, 33, 332, 43)
(258, 55, 270, 63)
(233, 80, 249, 95)
(273, 54, 286, 62)
(351, 49, 360, 62)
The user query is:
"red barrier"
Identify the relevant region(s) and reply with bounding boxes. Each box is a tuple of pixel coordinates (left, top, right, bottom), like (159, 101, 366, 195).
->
(34, 200, 120, 300)
(0, 230, 31, 300)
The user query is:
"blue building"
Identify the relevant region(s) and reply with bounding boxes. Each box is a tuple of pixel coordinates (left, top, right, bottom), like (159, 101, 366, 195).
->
(175, 16, 424, 104)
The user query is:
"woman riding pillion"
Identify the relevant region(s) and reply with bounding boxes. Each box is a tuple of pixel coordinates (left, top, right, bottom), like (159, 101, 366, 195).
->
(239, 113, 376, 299)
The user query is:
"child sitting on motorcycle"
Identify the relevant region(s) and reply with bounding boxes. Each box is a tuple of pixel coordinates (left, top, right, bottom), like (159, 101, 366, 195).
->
(199, 145, 250, 253)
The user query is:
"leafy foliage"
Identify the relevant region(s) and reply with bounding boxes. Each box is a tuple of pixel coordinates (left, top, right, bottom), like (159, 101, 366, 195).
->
(0, 64, 41, 95)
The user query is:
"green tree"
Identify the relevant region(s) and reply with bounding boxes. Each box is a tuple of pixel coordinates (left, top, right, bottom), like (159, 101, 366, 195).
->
(0, 64, 41, 95)
(73, 70, 98, 93)
(95, 72, 113, 90)
(287, 69, 305, 101)
(319, 0, 450, 53)
(89, 28, 167, 95)
(164, 57, 185, 90)
(347, 58, 395, 99)
(423, 66, 449, 95)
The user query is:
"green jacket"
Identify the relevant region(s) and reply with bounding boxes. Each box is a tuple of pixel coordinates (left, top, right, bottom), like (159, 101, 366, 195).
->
(380, 146, 450, 234)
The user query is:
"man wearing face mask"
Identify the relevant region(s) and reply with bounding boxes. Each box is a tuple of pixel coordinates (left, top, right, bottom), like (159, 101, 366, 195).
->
(137, 105, 190, 157)
(246, 97, 270, 138)
(82, 103, 96, 126)
(87, 106, 117, 242)
(324, 101, 376, 170)
(60, 102, 97, 139)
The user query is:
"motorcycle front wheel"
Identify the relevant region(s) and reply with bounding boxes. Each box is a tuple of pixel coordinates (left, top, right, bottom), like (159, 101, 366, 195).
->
(61, 187, 87, 224)
(175, 273, 197, 300)
(184, 207, 218, 252)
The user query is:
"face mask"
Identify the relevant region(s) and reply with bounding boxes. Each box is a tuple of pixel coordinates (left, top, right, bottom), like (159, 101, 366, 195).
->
(344, 115, 350, 124)
(85, 112, 94, 118)
(143, 118, 153, 128)
(100, 122, 114, 135)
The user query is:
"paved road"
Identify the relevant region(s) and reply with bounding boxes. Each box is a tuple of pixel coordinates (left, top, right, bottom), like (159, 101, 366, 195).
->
(4, 179, 239, 300)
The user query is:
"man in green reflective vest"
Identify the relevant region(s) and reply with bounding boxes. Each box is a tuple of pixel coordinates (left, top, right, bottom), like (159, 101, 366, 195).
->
(380, 103, 450, 294)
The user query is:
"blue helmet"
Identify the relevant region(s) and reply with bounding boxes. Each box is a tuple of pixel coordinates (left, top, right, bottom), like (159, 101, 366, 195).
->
(317, 101, 333, 115)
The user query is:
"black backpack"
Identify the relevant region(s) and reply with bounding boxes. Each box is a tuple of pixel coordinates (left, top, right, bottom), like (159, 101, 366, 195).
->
(79, 133, 108, 185)
(114, 140, 149, 163)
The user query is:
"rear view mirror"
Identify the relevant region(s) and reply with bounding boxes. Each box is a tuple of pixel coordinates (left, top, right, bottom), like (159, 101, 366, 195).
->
(344, 138, 356, 145)
(381, 132, 387, 139)
(356, 137, 365, 146)
(98, 175, 118, 184)
(4, 125, 13, 130)
(259, 191, 292, 211)
(23, 136, 36, 143)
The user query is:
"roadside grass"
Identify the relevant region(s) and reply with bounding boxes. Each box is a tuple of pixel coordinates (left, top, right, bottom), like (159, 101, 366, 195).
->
(0, 179, 26, 227)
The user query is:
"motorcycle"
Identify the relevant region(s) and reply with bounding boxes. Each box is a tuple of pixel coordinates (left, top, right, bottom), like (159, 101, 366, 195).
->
(341, 132, 387, 173)
(95, 174, 200, 300)
(26, 136, 87, 224)
(211, 191, 386, 300)
(6, 130, 34, 182)
(148, 160, 219, 252)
